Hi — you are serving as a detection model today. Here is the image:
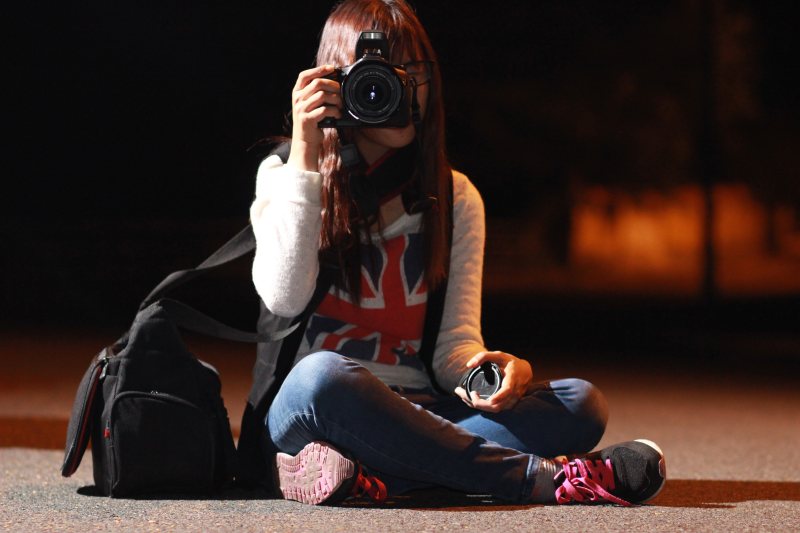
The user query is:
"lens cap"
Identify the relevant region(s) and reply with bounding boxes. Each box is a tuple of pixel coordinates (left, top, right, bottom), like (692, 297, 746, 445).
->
(464, 362, 502, 400)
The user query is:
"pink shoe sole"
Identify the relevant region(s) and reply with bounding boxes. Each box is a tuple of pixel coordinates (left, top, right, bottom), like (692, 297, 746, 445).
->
(275, 442, 355, 505)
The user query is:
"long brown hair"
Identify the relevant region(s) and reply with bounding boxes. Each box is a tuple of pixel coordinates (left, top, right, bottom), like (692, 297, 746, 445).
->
(315, 0, 451, 298)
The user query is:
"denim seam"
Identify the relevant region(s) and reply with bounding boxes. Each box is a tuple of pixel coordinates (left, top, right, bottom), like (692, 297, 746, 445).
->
(327, 418, 486, 491)
(271, 409, 519, 498)
(269, 410, 317, 443)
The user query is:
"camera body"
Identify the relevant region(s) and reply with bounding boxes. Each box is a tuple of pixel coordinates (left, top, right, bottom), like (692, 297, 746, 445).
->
(319, 31, 412, 128)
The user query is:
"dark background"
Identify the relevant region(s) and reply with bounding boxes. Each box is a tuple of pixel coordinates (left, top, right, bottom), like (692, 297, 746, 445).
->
(5, 1, 799, 366)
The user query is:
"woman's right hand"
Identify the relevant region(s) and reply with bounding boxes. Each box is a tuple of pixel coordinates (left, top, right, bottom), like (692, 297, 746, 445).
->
(287, 64, 343, 172)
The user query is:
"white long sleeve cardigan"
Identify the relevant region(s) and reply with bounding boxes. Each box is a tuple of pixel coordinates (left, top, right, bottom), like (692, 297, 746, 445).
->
(249, 155, 488, 392)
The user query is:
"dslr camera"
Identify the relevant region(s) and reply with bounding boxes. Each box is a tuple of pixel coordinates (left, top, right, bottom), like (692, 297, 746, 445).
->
(319, 31, 413, 128)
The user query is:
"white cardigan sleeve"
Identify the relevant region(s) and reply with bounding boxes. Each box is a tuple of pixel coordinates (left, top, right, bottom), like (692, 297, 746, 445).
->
(249, 154, 323, 317)
(432, 171, 488, 392)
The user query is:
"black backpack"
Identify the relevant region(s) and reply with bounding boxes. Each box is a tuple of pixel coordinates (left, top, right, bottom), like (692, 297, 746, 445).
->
(62, 150, 453, 496)
(60, 226, 302, 497)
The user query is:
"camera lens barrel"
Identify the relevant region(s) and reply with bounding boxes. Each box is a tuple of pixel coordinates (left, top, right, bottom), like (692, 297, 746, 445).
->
(343, 61, 404, 124)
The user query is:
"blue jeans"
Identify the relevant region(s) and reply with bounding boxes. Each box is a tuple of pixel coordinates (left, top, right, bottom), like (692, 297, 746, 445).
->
(265, 351, 607, 502)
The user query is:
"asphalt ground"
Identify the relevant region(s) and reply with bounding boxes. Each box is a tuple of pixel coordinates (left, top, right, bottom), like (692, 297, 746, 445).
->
(2, 328, 799, 532)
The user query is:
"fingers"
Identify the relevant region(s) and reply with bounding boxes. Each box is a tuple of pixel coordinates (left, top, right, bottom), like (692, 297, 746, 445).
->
(454, 387, 486, 411)
(289, 65, 343, 155)
(294, 77, 342, 106)
(476, 383, 519, 412)
(488, 382, 520, 409)
(457, 351, 533, 413)
(465, 350, 511, 369)
(293, 79, 342, 116)
(454, 386, 495, 410)
(295, 90, 342, 121)
(466, 395, 512, 413)
(454, 386, 470, 405)
(454, 383, 520, 413)
(293, 64, 336, 92)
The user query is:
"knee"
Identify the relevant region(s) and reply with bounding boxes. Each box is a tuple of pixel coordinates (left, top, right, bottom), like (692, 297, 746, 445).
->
(283, 351, 367, 407)
(555, 378, 609, 451)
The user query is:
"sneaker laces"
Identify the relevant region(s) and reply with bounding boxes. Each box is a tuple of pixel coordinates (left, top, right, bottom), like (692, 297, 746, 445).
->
(555, 457, 632, 506)
(351, 464, 387, 503)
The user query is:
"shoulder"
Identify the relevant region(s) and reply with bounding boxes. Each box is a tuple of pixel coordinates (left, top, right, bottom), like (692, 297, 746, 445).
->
(254, 153, 322, 202)
(257, 153, 287, 173)
(450, 169, 485, 221)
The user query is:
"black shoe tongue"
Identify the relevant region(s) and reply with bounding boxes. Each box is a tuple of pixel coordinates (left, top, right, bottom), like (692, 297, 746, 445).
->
(612, 448, 648, 497)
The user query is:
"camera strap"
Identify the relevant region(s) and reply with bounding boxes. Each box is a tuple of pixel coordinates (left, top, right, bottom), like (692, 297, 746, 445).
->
(335, 74, 429, 218)
(341, 141, 427, 221)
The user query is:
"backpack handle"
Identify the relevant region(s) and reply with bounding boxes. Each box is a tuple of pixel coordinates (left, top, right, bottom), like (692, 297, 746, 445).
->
(156, 298, 298, 343)
(139, 225, 256, 311)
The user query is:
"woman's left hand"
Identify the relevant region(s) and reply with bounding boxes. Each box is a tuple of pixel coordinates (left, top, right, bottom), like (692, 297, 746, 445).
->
(454, 351, 533, 413)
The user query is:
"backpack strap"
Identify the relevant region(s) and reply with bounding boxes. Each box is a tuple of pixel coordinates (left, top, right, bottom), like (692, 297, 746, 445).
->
(139, 225, 256, 310)
(237, 265, 335, 489)
(417, 173, 454, 393)
(237, 140, 341, 489)
(157, 298, 299, 343)
(134, 225, 301, 344)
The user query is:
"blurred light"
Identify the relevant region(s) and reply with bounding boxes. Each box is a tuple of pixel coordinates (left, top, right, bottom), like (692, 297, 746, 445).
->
(570, 184, 800, 295)
(484, 183, 800, 296)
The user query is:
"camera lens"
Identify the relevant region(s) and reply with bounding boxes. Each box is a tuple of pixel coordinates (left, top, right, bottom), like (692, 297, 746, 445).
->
(361, 80, 388, 107)
(344, 62, 403, 124)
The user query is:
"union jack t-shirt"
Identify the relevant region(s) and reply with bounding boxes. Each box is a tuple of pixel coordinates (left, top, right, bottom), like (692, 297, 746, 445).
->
(300, 231, 428, 373)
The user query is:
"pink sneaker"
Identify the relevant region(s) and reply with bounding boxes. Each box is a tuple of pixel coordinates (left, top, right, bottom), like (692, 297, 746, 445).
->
(555, 439, 666, 506)
(275, 441, 387, 505)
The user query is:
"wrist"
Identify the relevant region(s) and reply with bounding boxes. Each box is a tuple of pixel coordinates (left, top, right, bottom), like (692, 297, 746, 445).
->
(287, 140, 321, 172)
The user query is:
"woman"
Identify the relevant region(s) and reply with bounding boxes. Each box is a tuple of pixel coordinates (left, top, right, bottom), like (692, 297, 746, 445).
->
(250, 0, 665, 506)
